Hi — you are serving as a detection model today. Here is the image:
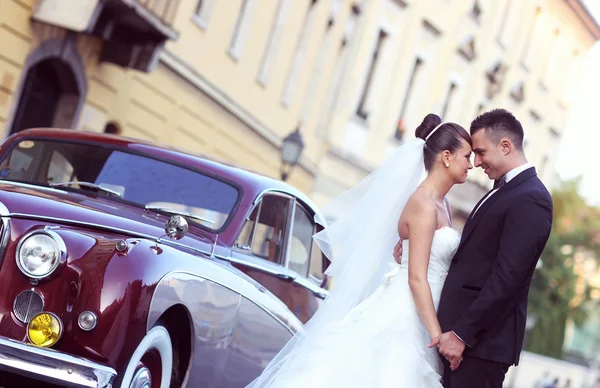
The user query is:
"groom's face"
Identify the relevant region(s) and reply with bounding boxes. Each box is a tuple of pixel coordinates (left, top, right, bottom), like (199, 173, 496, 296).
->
(472, 129, 505, 180)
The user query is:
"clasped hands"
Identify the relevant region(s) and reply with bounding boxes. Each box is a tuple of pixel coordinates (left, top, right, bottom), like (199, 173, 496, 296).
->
(428, 332, 465, 370)
(393, 241, 465, 370)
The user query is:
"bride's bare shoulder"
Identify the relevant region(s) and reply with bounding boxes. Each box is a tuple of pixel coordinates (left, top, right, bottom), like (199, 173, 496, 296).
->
(398, 187, 436, 234)
(405, 187, 436, 215)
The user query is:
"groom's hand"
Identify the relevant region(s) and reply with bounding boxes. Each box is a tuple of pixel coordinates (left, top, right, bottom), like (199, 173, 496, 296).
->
(435, 332, 466, 369)
(393, 240, 403, 263)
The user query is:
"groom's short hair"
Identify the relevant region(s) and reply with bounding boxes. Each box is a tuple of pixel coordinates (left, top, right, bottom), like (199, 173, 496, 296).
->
(470, 109, 525, 151)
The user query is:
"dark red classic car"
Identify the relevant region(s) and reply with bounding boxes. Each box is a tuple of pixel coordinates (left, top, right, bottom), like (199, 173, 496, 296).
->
(0, 128, 330, 387)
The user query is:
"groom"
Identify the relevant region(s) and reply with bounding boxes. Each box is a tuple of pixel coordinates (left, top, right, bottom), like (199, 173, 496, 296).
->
(394, 109, 553, 387)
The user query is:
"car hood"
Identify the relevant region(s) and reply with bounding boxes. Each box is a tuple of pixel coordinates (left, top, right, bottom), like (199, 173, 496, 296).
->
(0, 181, 213, 247)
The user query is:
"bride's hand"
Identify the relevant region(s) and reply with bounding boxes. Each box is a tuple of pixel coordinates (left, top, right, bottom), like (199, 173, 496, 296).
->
(428, 334, 442, 348)
(393, 240, 404, 263)
(450, 356, 462, 371)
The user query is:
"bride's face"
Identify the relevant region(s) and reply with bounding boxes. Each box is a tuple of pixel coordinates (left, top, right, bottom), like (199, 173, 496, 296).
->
(444, 139, 473, 184)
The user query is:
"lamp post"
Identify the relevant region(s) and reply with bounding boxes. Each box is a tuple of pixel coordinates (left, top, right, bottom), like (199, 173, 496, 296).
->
(280, 125, 305, 181)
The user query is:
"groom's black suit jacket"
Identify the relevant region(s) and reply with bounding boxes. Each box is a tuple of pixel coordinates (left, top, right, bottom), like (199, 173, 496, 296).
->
(438, 167, 553, 366)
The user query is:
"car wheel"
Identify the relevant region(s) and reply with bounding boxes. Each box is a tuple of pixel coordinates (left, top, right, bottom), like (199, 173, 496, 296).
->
(115, 325, 173, 388)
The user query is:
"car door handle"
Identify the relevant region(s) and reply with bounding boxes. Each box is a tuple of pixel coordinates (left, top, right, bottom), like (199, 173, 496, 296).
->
(276, 272, 295, 281)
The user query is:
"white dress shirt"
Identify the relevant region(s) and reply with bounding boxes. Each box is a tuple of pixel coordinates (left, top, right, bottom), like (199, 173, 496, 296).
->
(471, 163, 533, 217)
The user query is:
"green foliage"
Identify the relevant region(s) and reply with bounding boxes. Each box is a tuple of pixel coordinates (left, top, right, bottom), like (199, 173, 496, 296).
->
(525, 177, 600, 359)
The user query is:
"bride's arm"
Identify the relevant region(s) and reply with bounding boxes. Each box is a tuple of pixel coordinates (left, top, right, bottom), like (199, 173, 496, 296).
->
(405, 195, 442, 340)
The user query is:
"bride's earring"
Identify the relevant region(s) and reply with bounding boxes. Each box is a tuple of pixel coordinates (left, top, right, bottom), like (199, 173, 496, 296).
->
(445, 162, 450, 168)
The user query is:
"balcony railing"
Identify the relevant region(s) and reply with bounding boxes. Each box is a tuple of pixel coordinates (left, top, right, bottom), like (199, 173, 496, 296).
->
(32, 0, 181, 72)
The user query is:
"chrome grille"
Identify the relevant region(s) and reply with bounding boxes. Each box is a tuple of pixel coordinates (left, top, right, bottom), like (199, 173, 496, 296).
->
(0, 216, 9, 270)
(13, 290, 44, 323)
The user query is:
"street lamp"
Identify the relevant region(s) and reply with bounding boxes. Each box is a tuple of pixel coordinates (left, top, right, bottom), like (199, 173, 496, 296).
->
(280, 125, 305, 181)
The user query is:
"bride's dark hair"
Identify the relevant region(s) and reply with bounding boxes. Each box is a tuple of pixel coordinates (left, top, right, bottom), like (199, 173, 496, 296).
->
(415, 113, 472, 171)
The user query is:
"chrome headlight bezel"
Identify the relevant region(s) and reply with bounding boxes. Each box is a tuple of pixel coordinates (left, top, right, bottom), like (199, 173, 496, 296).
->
(16, 229, 67, 280)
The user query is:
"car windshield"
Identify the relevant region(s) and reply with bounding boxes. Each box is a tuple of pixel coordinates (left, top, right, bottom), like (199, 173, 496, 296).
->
(0, 139, 240, 231)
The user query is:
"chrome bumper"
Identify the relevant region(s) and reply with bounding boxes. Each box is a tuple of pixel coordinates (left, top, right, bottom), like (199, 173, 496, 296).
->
(0, 336, 116, 387)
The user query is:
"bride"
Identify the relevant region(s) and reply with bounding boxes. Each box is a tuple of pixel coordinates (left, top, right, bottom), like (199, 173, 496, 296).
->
(248, 114, 473, 387)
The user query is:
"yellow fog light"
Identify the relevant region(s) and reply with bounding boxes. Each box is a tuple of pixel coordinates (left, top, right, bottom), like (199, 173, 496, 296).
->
(27, 312, 63, 347)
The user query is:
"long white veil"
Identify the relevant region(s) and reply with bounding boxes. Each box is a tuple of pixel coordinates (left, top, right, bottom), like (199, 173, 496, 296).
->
(248, 138, 426, 387)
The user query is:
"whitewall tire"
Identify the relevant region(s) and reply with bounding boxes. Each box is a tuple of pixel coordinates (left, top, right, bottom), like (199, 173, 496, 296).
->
(117, 325, 173, 388)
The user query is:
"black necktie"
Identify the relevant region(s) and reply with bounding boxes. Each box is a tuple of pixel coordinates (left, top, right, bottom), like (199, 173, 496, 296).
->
(493, 176, 507, 190)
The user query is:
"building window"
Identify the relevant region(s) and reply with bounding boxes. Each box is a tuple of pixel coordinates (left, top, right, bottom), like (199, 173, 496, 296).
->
(356, 29, 388, 121)
(520, 7, 542, 70)
(195, 0, 204, 14)
(193, 0, 216, 30)
(316, 3, 361, 138)
(257, 0, 292, 86)
(394, 57, 423, 140)
(496, 0, 512, 48)
(441, 82, 457, 120)
(542, 29, 561, 87)
(476, 103, 485, 116)
(300, 4, 336, 123)
(525, 110, 541, 150)
(281, 0, 319, 107)
(457, 36, 476, 61)
(539, 154, 549, 177)
(470, 1, 482, 23)
(228, 0, 256, 60)
(509, 81, 525, 103)
(485, 60, 507, 100)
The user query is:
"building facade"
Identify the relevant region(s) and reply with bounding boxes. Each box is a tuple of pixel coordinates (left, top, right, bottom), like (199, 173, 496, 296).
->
(0, 0, 598, 225)
(310, 0, 600, 227)
(0, 0, 358, 194)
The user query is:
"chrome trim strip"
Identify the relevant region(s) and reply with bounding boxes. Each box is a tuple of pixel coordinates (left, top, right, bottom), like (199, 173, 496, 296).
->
(292, 276, 329, 299)
(7, 213, 213, 257)
(248, 200, 262, 249)
(252, 189, 294, 205)
(0, 201, 11, 270)
(221, 253, 329, 299)
(148, 268, 302, 335)
(0, 336, 116, 387)
(217, 254, 297, 281)
(0, 216, 11, 270)
(283, 197, 296, 269)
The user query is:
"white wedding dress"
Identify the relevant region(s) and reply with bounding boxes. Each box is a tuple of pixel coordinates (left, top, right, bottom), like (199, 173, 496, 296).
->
(271, 226, 461, 388)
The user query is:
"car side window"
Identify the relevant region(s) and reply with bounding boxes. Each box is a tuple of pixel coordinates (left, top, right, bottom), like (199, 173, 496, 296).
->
(309, 224, 325, 281)
(288, 204, 313, 277)
(235, 206, 259, 251)
(235, 195, 290, 264)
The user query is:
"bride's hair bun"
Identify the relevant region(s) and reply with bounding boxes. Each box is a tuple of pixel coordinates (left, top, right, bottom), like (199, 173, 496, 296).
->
(415, 114, 442, 140)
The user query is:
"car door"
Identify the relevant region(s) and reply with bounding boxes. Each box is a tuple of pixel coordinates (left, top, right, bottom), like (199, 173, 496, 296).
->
(284, 199, 329, 323)
(230, 192, 296, 304)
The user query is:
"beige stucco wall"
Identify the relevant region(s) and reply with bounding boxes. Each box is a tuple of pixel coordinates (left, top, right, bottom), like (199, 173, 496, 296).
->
(0, 0, 597, 213)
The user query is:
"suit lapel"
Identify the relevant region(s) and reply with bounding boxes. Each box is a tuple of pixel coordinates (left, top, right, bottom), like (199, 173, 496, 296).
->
(457, 167, 537, 251)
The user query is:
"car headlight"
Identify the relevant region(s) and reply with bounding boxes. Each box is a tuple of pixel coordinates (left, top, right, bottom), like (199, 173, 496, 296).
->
(17, 230, 66, 279)
(27, 312, 63, 347)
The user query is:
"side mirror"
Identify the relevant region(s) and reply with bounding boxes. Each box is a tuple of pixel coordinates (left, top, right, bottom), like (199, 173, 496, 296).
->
(165, 215, 188, 240)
